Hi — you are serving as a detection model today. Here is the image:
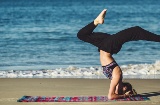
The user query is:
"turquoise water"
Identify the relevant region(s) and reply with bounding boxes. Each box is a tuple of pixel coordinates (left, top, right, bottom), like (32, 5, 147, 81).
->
(0, 0, 160, 70)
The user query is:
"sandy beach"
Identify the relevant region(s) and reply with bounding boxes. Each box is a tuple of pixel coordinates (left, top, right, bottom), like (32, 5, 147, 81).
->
(0, 78, 159, 105)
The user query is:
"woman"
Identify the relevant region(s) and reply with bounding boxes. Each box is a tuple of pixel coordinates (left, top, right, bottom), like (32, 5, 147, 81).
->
(77, 9, 160, 99)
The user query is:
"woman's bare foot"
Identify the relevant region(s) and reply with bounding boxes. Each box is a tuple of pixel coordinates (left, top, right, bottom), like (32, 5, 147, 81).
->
(94, 9, 107, 25)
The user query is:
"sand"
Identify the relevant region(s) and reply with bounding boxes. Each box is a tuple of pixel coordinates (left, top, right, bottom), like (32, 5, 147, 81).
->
(0, 78, 159, 105)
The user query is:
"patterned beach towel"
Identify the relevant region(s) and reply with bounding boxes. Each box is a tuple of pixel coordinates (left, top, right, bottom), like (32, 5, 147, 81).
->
(17, 95, 149, 102)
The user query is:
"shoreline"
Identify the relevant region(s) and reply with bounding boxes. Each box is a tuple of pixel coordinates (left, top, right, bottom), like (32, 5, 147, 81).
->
(0, 78, 160, 105)
(0, 76, 160, 79)
(0, 61, 160, 79)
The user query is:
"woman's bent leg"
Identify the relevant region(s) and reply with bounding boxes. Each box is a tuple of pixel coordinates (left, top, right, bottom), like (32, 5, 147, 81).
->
(77, 22, 97, 41)
(77, 9, 107, 42)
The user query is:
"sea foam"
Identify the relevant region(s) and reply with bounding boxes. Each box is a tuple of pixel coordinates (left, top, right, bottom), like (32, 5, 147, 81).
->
(0, 61, 160, 79)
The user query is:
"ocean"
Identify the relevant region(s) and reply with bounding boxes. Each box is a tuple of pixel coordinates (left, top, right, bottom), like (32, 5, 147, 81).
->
(0, 0, 160, 78)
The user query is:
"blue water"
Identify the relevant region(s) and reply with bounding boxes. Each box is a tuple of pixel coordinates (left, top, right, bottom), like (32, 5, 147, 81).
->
(0, 0, 160, 70)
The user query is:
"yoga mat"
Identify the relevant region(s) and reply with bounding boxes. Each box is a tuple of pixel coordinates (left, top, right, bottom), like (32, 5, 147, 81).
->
(17, 95, 149, 102)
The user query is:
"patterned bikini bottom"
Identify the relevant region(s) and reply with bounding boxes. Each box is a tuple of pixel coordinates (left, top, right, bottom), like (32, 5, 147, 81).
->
(102, 61, 118, 79)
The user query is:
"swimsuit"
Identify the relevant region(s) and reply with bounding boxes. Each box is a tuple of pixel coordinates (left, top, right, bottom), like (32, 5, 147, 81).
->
(102, 61, 118, 79)
(77, 21, 160, 54)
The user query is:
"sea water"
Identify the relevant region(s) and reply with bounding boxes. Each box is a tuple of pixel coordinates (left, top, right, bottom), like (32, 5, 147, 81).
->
(0, 0, 160, 78)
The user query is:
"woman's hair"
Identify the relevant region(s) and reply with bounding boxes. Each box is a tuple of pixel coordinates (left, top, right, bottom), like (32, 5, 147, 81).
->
(122, 82, 137, 95)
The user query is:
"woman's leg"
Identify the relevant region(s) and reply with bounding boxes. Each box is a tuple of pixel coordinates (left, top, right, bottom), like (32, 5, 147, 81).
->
(77, 9, 108, 47)
(77, 9, 107, 41)
(114, 26, 160, 43)
(77, 21, 97, 41)
(134, 26, 160, 42)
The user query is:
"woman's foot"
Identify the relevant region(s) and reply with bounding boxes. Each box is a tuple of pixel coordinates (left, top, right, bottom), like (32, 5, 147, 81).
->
(94, 9, 107, 25)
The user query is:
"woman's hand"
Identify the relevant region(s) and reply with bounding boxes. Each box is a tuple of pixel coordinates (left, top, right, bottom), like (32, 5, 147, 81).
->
(124, 91, 133, 98)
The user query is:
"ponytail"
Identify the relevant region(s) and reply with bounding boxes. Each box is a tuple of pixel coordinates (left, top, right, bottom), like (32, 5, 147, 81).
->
(132, 89, 137, 95)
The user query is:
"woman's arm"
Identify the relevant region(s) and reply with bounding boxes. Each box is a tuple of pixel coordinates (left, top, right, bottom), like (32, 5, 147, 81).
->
(108, 82, 125, 99)
(108, 65, 128, 99)
(108, 66, 132, 99)
(108, 68, 124, 99)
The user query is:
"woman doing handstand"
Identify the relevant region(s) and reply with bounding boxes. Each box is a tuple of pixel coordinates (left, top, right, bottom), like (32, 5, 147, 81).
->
(77, 9, 160, 99)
